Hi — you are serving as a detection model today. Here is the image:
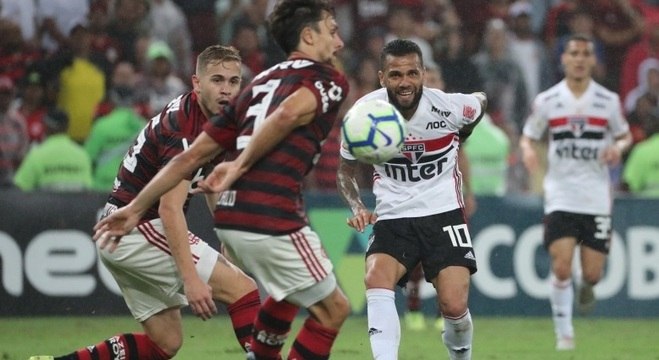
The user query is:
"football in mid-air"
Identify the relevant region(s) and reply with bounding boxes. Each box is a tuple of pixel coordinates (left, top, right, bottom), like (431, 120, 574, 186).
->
(341, 99, 407, 164)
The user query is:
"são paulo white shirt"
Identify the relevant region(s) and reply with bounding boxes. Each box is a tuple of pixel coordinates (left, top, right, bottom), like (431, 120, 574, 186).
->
(523, 79, 629, 215)
(340, 87, 482, 220)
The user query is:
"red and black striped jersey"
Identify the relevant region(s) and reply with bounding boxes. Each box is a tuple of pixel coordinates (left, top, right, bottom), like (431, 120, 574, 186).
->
(109, 91, 209, 221)
(204, 57, 349, 235)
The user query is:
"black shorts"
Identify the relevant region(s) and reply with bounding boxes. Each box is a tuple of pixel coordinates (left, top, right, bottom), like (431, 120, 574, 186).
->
(367, 208, 478, 287)
(544, 211, 611, 254)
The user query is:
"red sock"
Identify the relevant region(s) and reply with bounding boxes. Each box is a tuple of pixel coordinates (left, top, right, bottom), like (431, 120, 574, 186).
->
(226, 289, 261, 351)
(66, 333, 170, 360)
(250, 296, 299, 360)
(287, 318, 338, 360)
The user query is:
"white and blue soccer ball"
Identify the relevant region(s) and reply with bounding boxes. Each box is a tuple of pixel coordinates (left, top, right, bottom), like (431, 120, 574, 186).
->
(341, 99, 407, 164)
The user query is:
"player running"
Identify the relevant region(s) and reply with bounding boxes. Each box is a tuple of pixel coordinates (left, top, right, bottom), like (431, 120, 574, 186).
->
(520, 33, 632, 351)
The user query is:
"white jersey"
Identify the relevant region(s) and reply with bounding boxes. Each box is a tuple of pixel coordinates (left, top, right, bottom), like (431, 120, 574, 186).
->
(523, 79, 629, 215)
(341, 87, 483, 220)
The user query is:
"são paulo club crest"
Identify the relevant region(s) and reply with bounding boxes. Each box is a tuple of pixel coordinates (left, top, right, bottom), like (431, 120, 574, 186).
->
(568, 116, 587, 138)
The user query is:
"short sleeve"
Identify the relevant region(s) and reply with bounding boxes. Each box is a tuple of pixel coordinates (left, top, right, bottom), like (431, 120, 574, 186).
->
(523, 95, 548, 140)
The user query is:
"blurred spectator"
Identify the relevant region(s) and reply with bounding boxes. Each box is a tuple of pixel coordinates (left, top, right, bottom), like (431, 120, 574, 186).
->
(95, 61, 150, 119)
(622, 108, 659, 196)
(87, 1, 122, 81)
(463, 113, 511, 196)
(627, 90, 659, 145)
(544, 0, 581, 52)
(624, 57, 659, 114)
(15, 70, 49, 144)
(472, 18, 528, 137)
(0, 0, 39, 48)
(554, 5, 607, 82)
(56, 22, 106, 143)
(350, 56, 381, 100)
(343, 26, 387, 73)
(0, 18, 41, 84)
(472, 19, 529, 194)
(227, 0, 285, 68)
(0, 75, 29, 187)
(35, 0, 90, 54)
(619, 21, 659, 101)
(147, 0, 193, 78)
(437, 26, 484, 94)
(507, 1, 555, 103)
(172, 0, 217, 53)
(452, 0, 500, 55)
(138, 40, 187, 117)
(350, 0, 390, 49)
(84, 86, 146, 191)
(526, 0, 553, 36)
(384, 6, 439, 70)
(217, 0, 245, 45)
(232, 23, 266, 76)
(13, 108, 92, 191)
(94, 61, 152, 119)
(587, 0, 645, 90)
(106, 0, 149, 66)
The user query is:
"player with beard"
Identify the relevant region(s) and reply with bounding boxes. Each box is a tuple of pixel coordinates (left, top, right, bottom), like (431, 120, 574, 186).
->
(30, 45, 260, 360)
(336, 39, 487, 360)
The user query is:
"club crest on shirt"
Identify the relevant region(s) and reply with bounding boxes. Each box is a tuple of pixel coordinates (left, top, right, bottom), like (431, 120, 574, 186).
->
(568, 116, 587, 138)
(401, 143, 424, 163)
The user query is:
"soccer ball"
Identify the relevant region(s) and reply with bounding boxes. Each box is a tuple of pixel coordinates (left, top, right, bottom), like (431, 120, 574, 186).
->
(341, 99, 407, 164)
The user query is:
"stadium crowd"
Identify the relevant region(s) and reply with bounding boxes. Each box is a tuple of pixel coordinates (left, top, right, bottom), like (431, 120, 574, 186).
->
(1, 0, 659, 196)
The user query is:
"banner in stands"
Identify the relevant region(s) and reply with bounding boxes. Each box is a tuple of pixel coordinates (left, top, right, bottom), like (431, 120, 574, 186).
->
(1, 190, 658, 317)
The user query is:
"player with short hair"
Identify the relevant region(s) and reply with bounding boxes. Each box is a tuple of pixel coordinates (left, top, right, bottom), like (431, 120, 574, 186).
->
(519, 33, 632, 351)
(336, 39, 487, 360)
(29, 45, 260, 360)
(93, 1, 352, 359)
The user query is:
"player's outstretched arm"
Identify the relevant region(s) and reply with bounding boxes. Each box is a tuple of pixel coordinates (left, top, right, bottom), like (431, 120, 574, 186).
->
(336, 156, 375, 232)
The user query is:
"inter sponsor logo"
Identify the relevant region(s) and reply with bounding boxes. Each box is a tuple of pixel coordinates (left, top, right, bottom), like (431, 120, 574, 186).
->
(555, 142, 600, 160)
(385, 148, 451, 182)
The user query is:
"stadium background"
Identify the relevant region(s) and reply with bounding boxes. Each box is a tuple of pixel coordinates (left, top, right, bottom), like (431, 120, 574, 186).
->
(2, 188, 658, 318)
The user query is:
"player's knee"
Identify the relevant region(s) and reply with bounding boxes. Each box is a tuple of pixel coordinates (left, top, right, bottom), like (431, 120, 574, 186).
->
(552, 262, 572, 281)
(439, 300, 468, 319)
(326, 291, 351, 327)
(364, 270, 394, 289)
(156, 334, 183, 358)
(582, 271, 602, 285)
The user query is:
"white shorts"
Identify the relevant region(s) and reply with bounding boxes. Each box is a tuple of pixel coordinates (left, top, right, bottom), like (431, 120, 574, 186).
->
(215, 226, 335, 306)
(98, 218, 218, 322)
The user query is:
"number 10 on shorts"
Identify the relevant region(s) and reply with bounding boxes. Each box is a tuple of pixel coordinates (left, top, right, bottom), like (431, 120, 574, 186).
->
(443, 224, 473, 248)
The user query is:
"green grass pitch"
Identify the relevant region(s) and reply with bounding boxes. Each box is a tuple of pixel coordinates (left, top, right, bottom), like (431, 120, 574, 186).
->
(2, 316, 657, 359)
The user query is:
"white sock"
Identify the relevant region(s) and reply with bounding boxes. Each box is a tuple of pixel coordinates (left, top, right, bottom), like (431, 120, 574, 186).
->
(366, 288, 400, 360)
(550, 273, 574, 339)
(442, 309, 473, 360)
